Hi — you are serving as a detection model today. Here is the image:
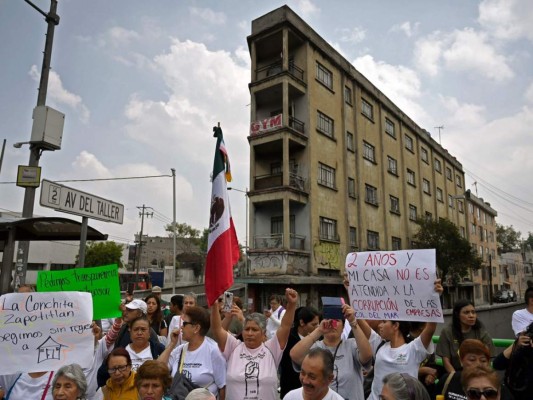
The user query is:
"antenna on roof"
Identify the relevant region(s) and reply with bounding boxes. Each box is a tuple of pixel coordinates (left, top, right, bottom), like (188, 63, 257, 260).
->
(434, 126, 444, 144)
(472, 181, 478, 196)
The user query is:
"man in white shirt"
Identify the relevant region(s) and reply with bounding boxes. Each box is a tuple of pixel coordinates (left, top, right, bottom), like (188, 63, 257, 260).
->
(284, 348, 343, 400)
(265, 294, 286, 339)
(512, 287, 533, 336)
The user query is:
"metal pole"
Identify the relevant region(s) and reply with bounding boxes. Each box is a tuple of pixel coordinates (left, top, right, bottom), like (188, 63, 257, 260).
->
(78, 217, 88, 268)
(0, 139, 6, 175)
(136, 205, 146, 289)
(0, 229, 16, 294)
(489, 254, 493, 305)
(17, 0, 60, 287)
(172, 168, 177, 294)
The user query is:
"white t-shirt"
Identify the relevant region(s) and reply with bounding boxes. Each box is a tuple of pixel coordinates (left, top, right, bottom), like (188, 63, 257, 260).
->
(85, 337, 111, 400)
(126, 344, 153, 372)
(266, 306, 285, 339)
(0, 371, 54, 400)
(167, 315, 185, 345)
(223, 331, 284, 400)
(284, 387, 345, 400)
(168, 339, 226, 396)
(512, 308, 533, 336)
(367, 332, 434, 400)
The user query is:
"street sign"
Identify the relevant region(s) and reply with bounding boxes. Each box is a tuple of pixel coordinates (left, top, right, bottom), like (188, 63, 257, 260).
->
(16, 165, 41, 187)
(39, 179, 124, 224)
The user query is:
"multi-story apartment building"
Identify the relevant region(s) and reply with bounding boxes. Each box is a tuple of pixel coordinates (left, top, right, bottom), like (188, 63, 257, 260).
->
(463, 190, 498, 305)
(241, 6, 470, 309)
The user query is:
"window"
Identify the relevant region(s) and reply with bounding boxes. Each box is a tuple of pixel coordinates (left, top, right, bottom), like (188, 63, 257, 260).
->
(385, 118, 396, 138)
(392, 237, 401, 250)
(363, 141, 376, 162)
(387, 156, 398, 175)
(471, 223, 476, 234)
(405, 134, 414, 152)
(365, 184, 378, 205)
(407, 169, 416, 186)
(436, 188, 443, 202)
(448, 194, 454, 208)
(390, 195, 400, 214)
(423, 178, 431, 195)
(346, 132, 354, 151)
(434, 158, 442, 173)
(421, 147, 428, 163)
(446, 167, 452, 181)
(344, 86, 353, 105)
(319, 217, 337, 241)
(317, 111, 334, 138)
(348, 178, 356, 198)
(460, 226, 466, 238)
(271, 216, 283, 234)
(349, 227, 357, 251)
(316, 62, 333, 89)
(271, 162, 282, 175)
(489, 231, 494, 242)
(456, 174, 462, 188)
(484, 228, 488, 242)
(479, 226, 484, 240)
(409, 204, 417, 221)
(367, 230, 380, 250)
(458, 200, 464, 213)
(469, 203, 474, 214)
(425, 211, 433, 220)
(361, 98, 373, 119)
(318, 163, 336, 189)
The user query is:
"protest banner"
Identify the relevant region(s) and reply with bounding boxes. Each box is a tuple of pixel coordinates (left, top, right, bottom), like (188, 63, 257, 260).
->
(345, 249, 443, 323)
(0, 291, 94, 374)
(37, 264, 121, 320)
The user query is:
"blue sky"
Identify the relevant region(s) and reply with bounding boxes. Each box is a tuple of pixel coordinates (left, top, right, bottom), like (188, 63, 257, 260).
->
(1, 0, 533, 248)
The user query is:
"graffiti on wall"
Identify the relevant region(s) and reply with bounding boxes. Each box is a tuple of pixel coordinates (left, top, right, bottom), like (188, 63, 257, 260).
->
(249, 253, 309, 275)
(313, 241, 341, 270)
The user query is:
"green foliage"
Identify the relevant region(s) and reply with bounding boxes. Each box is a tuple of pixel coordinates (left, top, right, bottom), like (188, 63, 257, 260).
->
(199, 228, 209, 253)
(523, 232, 533, 252)
(165, 222, 201, 239)
(413, 217, 482, 280)
(496, 224, 522, 254)
(77, 241, 124, 268)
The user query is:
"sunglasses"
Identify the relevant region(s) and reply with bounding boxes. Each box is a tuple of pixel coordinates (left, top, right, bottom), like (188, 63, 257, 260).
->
(466, 388, 498, 400)
(182, 321, 196, 327)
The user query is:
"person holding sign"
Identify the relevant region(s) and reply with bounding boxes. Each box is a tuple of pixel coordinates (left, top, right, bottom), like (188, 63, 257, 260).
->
(290, 303, 372, 400)
(363, 279, 443, 400)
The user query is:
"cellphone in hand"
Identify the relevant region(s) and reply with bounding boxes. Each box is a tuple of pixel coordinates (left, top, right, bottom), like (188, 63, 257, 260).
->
(222, 291, 233, 312)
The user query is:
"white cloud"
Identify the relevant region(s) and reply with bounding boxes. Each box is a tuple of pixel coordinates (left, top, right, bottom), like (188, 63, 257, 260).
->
(438, 95, 487, 128)
(189, 7, 227, 25)
(414, 29, 513, 82)
(107, 27, 140, 47)
(353, 55, 429, 124)
(391, 21, 420, 38)
(29, 65, 90, 123)
(478, 0, 533, 41)
(337, 27, 366, 44)
(292, 0, 320, 19)
(525, 82, 533, 104)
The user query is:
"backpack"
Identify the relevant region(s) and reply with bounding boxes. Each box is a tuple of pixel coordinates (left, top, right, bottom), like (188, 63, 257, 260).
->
(168, 345, 203, 400)
(504, 342, 531, 393)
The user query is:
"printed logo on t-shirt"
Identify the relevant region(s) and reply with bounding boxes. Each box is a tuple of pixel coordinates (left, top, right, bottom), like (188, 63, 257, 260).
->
(394, 353, 408, 365)
(244, 360, 260, 398)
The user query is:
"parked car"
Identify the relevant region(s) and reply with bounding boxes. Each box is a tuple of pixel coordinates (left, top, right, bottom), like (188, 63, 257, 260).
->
(493, 290, 516, 303)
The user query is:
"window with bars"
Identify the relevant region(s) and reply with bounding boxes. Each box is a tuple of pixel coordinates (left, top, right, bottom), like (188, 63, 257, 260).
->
(317, 111, 334, 138)
(407, 169, 416, 186)
(316, 62, 333, 89)
(446, 167, 452, 181)
(423, 178, 431, 195)
(392, 236, 401, 250)
(448, 194, 454, 208)
(348, 178, 356, 198)
(346, 132, 354, 151)
(349, 227, 357, 251)
(456, 174, 462, 188)
(367, 230, 380, 250)
(361, 98, 373, 119)
(363, 141, 376, 162)
(318, 163, 336, 189)
(390, 195, 400, 214)
(385, 118, 395, 138)
(319, 217, 338, 241)
(387, 156, 398, 175)
(344, 86, 353, 105)
(409, 204, 417, 221)
(405, 134, 414, 152)
(421, 147, 429, 163)
(365, 184, 378, 205)
(271, 216, 283, 234)
(434, 158, 442, 173)
(436, 188, 443, 202)
(458, 200, 464, 213)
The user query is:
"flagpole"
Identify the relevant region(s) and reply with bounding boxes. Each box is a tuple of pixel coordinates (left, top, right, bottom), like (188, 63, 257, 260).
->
(171, 168, 176, 294)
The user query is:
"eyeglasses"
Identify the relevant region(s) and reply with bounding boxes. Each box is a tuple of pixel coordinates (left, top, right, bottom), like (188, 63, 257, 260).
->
(108, 365, 130, 374)
(182, 321, 196, 327)
(466, 388, 499, 400)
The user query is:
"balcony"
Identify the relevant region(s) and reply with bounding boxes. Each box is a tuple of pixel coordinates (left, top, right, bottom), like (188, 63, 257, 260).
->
(289, 116, 304, 134)
(255, 60, 305, 82)
(254, 172, 307, 191)
(253, 233, 306, 250)
(250, 114, 306, 137)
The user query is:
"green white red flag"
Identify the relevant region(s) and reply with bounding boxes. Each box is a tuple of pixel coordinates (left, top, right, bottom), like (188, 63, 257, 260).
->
(205, 126, 240, 306)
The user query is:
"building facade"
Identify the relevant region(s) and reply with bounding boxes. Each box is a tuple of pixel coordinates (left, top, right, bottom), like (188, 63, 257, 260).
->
(241, 6, 470, 309)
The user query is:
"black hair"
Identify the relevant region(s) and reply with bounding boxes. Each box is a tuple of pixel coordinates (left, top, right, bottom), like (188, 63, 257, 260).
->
(170, 294, 184, 310)
(296, 306, 320, 325)
(525, 287, 533, 306)
(452, 300, 482, 343)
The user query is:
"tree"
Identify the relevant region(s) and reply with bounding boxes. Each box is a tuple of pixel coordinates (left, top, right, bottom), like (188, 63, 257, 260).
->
(496, 224, 522, 254)
(412, 217, 482, 281)
(77, 241, 124, 268)
(524, 232, 533, 253)
(165, 222, 202, 254)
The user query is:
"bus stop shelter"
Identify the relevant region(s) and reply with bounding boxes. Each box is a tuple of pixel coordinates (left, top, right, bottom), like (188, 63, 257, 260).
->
(0, 216, 108, 294)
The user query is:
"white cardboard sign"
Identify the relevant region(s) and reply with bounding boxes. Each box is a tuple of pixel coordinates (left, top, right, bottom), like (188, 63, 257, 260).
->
(345, 249, 444, 323)
(0, 292, 94, 374)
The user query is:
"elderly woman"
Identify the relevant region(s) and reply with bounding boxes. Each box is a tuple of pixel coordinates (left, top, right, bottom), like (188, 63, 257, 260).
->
(210, 288, 298, 400)
(290, 304, 372, 400)
(437, 300, 495, 374)
(380, 373, 430, 400)
(52, 364, 88, 400)
(159, 306, 226, 399)
(102, 348, 138, 400)
(461, 365, 501, 400)
(135, 360, 172, 400)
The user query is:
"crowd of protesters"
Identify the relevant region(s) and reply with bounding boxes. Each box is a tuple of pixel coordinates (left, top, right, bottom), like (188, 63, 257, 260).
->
(1, 282, 533, 400)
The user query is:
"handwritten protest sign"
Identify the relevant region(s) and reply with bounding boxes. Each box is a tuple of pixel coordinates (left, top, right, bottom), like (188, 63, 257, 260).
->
(0, 292, 93, 374)
(37, 264, 121, 320)
(345, 249, 443, 323)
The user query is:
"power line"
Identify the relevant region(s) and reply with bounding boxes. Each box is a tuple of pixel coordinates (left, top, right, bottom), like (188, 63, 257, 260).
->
(0, 174, 172, 185)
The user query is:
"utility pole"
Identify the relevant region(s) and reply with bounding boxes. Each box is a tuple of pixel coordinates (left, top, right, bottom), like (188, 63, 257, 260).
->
(434, 125, 444, 144)
(17, 0, 60, 287)
(135, 205, 153, 288)
(489, 253, 493, 305)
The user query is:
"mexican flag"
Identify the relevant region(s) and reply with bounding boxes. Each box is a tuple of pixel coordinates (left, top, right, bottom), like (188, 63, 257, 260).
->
(205, 126, 240, 306)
